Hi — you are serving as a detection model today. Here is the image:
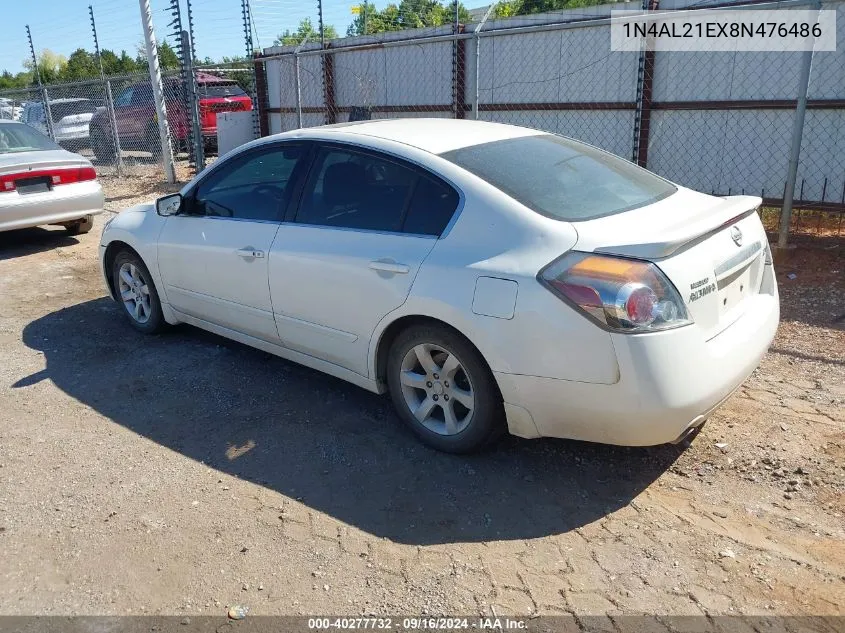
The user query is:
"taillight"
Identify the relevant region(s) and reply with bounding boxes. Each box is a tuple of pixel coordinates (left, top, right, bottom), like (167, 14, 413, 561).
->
(539, 252, 692, 333)
(0, 166, 96, 192)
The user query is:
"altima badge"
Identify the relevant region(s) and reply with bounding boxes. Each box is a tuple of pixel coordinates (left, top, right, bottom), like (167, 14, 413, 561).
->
(730, 226, 743, 247)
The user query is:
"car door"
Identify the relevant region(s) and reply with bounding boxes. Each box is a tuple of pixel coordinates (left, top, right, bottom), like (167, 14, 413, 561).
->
(127, 84, 154, 141)
(269, 143, 461, 376)
(157, 142, 308, 343)
(112, 86, 134, 140)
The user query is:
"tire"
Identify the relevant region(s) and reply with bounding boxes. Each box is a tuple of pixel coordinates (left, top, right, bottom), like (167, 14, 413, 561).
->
(66, 215, 94, 236)
(91, 128, 114, 163)
(111, 249, 166, 334)
(386, 324, 505, 453)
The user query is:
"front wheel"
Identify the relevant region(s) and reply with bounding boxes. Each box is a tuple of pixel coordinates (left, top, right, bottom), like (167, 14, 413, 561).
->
(111, 250, 166, 334)
(386, 324, 505, 453)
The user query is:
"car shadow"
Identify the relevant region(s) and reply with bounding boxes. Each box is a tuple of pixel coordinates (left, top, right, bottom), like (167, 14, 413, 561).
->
(18, 298, 684, 545)
(0, 226, 78, 260)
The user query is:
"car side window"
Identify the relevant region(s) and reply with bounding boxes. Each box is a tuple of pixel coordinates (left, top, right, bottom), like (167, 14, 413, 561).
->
(296, 147, 416, 232)
(131, 85, 153, 106)
(190, 145, 304, 222)
(114, 87, 133, 107)
(402, 174, 460, 236)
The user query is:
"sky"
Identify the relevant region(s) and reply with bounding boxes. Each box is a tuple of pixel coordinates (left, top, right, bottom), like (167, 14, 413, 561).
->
(0, 0, 370, 75)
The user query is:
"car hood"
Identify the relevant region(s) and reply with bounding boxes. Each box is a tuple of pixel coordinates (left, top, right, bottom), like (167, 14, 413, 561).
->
(0, 148, 92, 174)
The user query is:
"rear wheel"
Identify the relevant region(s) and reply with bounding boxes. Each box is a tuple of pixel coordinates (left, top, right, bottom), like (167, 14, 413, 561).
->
(148, 123, 178, 159)
(111, 249, 166, 334)
(386, 324, 505, 453)
(65, 215, 94, 235)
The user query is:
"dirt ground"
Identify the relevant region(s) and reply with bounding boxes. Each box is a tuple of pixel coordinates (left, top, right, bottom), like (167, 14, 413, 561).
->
(0, 171, 842, 619)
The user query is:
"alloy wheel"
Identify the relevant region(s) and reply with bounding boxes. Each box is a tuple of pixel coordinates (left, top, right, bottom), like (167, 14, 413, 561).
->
(117, 261, 152, 324)
(399, 343, 475, 436)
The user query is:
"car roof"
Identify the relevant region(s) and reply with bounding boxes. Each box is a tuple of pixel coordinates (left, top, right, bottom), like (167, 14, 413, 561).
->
(48, 98, 91, 104)
(291, 118, 546, 155)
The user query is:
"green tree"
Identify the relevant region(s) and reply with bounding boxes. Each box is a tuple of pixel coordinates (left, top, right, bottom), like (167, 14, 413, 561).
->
(0, 70, 33, 89)
(63, 48, 99, 81)
(346, 0, 469, 36)
(135, 41, 181, 71)
(274, 18, 339, 46)
(493, 0, 616, 17)
(22, 49, 67, 84)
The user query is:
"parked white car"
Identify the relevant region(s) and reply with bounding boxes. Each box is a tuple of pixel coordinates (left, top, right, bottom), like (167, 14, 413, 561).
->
(21, 98, 98, 150)
(99, 119, 779, 453)
(0, 121, 103, 234)
(0, 98, 23, 122)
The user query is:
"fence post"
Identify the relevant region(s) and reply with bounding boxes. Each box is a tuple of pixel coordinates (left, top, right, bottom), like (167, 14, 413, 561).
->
(105, 80, 124, 174)
(91, 5, 124, 174)
(472, 4, 496, 120)
(294, 53, 303, 129)
(322, 46, 337, 124)
(180, 30, 204, 172)
(632, 0, 658, 166)
(777, 15, 818, 250)
(253, 56, 270, 137)
(138, 0, 176, 183)
(41, 87, 55, 141)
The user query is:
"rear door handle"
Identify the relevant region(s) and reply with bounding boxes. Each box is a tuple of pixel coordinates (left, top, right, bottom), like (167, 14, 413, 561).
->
(369, 260, 409, 275)
(237, 247, 265, 259)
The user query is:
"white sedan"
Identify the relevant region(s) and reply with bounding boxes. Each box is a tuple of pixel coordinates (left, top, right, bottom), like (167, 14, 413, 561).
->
(1, 121, 103, 234)
(99, 119, 779, 453)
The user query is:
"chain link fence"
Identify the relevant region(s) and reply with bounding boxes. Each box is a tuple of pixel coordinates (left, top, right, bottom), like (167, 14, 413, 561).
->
(258, 0, 845, 245)
(0, 72, 192, 179)
(0, 62, 259, 183)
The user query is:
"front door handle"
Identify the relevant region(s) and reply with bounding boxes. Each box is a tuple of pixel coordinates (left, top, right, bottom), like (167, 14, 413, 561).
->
(369, 260, 410, 275)
(237, 247, 265, 259)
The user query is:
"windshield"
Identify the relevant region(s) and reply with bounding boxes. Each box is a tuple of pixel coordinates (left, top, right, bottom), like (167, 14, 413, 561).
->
(199, 83, 247, 99)
(0, 122, 60, 154)
(440, 134, 677, 221)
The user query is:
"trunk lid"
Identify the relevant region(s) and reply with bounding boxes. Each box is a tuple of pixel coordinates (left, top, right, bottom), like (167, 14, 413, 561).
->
(572, 188, 769, 340)
(0, 149, 91, 174)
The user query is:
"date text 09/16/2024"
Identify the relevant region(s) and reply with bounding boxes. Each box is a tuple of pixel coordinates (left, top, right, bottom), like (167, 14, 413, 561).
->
(307, 617, 528, 630)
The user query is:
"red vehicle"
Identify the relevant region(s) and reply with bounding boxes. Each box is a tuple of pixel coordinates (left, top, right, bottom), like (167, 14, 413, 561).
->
(88, 72, 252, 161)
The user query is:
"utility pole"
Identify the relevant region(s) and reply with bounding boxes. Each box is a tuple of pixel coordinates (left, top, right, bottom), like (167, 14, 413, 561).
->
(26, 25, 54, 141)
(90, 6, 124, 174)
(138, 0, 176, 183)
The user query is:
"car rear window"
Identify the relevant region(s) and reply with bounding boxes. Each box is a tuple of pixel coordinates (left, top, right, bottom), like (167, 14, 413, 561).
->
(0, 122, 59, 154)
(439, 134, 676, 221)
(51, 101, 97, 120)
(199, 83, 247, 99)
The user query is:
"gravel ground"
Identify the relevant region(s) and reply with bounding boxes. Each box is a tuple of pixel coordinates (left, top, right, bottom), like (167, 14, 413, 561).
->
(0, 171, 842, 619)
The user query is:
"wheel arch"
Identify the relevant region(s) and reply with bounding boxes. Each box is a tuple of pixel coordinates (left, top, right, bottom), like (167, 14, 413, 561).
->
(103, 240, 144, 300)
(371, 313, 502, 402)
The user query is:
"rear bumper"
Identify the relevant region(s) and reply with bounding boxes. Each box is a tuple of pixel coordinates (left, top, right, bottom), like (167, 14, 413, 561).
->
(0, 181, 104, 232)
(496, 275, 780, 445)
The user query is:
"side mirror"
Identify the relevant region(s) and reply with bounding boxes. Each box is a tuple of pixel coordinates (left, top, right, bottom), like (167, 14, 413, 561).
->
(156, 193, 182, 216)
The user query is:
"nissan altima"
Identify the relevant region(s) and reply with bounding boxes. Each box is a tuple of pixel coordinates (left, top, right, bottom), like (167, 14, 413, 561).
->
(99, 119, 779, 453)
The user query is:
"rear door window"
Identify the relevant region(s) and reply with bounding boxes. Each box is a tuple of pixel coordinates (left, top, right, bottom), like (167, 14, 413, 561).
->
(403, 174, 460, 236)
(296, 147, 415, 232)
(295, 146, 459, 235)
